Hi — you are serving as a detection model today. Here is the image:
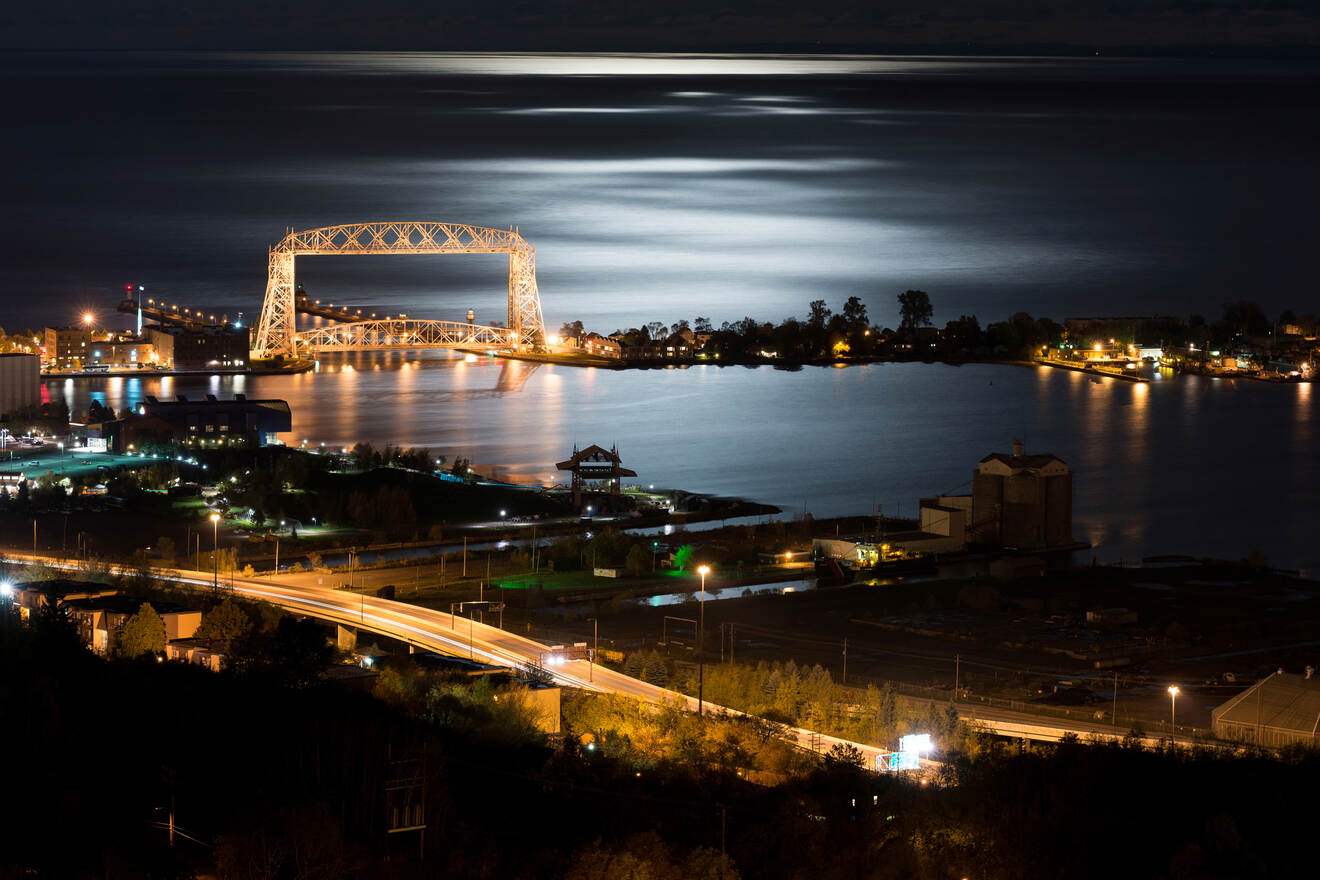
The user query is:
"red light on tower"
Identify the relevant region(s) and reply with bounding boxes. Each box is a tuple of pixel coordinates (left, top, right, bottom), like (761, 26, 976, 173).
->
(126, 284, 133, 291)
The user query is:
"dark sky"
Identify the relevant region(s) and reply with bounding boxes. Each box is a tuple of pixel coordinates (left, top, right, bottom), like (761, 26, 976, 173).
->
(4, 1, 1319, 52)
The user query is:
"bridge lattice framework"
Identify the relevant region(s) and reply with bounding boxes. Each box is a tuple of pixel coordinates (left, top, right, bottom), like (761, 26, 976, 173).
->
(252, 222, 545, 358)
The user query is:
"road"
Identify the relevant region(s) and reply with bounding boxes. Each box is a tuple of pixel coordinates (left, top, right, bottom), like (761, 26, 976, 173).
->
(10, 555, 892, 766)
(13, 554, 1216, 756)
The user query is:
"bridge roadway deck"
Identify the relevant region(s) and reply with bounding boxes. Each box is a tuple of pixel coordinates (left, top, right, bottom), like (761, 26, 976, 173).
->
(11, 556, 890, 765)
(12, 556, 1212, 754)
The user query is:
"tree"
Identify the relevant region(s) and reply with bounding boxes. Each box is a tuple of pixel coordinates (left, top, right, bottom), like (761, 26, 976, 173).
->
(196, 599, 252, 652)
(86, 400, 116, 424)
(155, 536, 176, 562)
(119, 602, 166, 658)
(646, 321, 669, 342)
(841, 295, 869, 328)
(1221, 300, 1270, 337)
(693, 316, 713, 333)
(898, 290, 933, 331)
(823, 742, 866, 769)
(807, 299, 831, 329)
(624, 544, 650, 577)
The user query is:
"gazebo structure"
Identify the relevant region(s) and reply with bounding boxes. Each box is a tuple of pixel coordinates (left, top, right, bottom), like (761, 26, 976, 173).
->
(556, 444, 637, 508)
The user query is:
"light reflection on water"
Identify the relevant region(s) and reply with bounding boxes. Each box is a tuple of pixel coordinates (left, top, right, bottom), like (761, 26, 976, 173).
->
(46, 358, 1320, 574)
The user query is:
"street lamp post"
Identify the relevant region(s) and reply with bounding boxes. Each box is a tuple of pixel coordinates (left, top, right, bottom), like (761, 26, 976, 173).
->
(1168, 685, 1180, 737)
(697, 564, 710, 716)
(587, 617, 598, 683)
(209, 512, 220, 592)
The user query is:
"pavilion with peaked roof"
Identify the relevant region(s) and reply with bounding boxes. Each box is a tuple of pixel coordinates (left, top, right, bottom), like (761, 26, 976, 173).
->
(556, 444, 637, 507)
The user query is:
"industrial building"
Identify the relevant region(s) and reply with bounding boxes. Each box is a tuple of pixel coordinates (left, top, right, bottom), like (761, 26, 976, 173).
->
(1211, 670, 1320, 748)
(835, 440, 1078, 571)
(0, 353, 40, 417)
(107, 393, 291, 449)
(146, 325, 249, 370)
(969, 440, 1074, 550)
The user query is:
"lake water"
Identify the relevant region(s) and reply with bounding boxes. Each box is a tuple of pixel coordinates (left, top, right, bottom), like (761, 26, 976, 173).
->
(43, 358, 1319, 574)
(7, 53, 1320, 572)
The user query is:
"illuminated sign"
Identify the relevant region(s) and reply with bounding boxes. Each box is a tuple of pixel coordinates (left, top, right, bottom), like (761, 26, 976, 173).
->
(876, 732, 933, 772)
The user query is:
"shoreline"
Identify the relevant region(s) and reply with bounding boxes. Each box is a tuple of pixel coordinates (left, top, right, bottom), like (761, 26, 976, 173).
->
(42, 363, 315, 379)
(493, 349, 1310, 385)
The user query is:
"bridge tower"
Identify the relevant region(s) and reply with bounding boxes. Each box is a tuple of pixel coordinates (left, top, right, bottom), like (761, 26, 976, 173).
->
(251, 222, 546, 358)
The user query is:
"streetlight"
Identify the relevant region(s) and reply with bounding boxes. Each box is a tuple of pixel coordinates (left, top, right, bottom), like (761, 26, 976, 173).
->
(1168, 685, 1180, 736)
(697, 564, 710, 716)
(587, 617, 598, 683)
(81, 312, 94, 327)
(209, 512, 220, 592)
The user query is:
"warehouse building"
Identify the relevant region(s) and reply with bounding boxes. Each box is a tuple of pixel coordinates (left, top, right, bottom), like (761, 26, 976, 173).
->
(1211, 669, 1320, 748)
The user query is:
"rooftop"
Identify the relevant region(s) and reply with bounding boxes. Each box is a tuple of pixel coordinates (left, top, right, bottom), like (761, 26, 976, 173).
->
(1213, 671, 1320, 736)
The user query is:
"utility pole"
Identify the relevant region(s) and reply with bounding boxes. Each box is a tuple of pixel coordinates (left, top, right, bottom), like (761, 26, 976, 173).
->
(33, 518, 37, 556)
(462, 536, 467, 577)
(842, 638, 848, 685)
(953, 654, 960, 703)
(729, 623, 734, 664)
(1112, 671, 1119, 732)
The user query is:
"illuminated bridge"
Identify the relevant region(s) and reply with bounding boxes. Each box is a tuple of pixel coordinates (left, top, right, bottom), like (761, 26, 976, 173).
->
(252, 222, 546, 358)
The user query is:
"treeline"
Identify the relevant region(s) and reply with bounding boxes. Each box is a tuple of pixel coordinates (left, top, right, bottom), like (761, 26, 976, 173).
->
(4, 401, 70, 435)
(568, 292, 1320, 366)
(565, 292, 1068, 362)
(680, 659, 964, 752)
(222, 449, 567, 534)
(347, 441, 444, 473)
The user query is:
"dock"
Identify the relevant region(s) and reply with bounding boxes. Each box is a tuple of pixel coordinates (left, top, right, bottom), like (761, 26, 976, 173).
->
(1032, 358, 1150, 383)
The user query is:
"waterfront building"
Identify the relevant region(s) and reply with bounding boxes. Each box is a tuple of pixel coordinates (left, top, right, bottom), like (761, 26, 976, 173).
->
(0, 353, 39, 417)
(42, 327, 159, 371)
(581, 333, 621, 359)
(108, 393, 291, 449)
(146, 325, 249, 370)
(970, 440, 1074, 551)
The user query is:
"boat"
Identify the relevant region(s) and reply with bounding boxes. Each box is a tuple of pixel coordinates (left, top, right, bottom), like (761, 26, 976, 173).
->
(812, 537, 936, 582)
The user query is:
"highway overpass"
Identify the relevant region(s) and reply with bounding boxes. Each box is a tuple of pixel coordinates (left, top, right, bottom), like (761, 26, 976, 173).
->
(9, 557, 892, 766)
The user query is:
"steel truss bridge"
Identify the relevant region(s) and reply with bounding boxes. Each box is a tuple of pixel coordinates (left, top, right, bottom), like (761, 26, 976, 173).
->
(252, 222, 546, 358)
(296, 319, 517, 352)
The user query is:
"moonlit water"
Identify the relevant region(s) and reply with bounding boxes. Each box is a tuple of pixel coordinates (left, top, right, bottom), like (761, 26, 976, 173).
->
(44, 359, 1319, 574)
(7, 53, 1320, 571)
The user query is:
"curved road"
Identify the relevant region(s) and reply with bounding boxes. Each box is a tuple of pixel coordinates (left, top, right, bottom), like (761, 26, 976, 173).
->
(11, 556, 891, 765)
